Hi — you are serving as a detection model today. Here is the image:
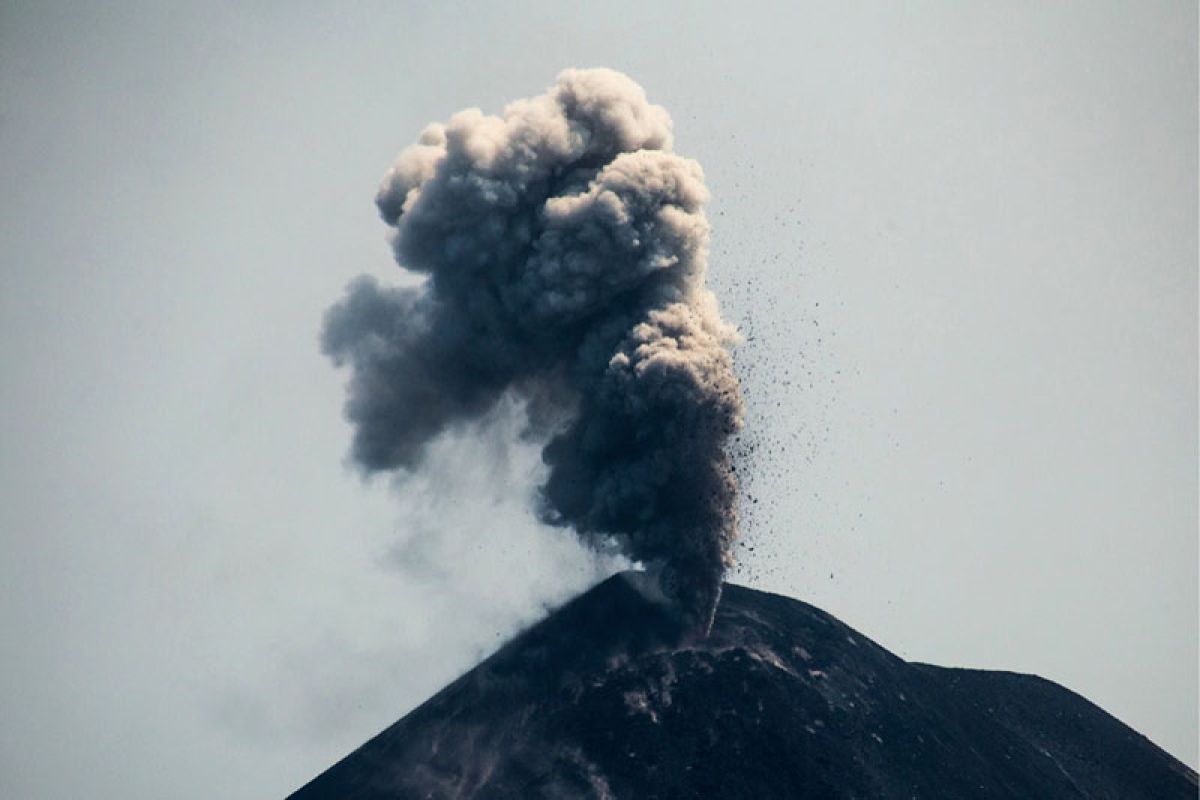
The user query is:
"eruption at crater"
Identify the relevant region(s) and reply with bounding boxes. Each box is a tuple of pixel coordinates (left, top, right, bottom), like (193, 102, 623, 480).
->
(322, 68, 743, 633)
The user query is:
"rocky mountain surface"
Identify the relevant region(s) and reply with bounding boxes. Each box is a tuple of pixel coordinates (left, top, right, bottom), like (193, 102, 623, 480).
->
(289, 572, 1197, 799)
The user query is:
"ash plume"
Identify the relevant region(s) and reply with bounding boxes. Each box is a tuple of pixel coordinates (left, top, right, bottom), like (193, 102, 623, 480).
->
(322, 68, 743, 632)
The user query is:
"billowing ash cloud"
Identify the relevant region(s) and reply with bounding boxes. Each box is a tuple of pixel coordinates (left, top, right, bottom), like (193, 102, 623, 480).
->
(322, 68, 743, 632)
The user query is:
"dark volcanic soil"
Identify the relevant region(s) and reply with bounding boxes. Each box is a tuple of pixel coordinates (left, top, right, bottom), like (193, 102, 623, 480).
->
(288, 572, 1197, 799)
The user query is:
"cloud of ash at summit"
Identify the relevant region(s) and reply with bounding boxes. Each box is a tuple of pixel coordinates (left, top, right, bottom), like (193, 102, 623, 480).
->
(322, 68, 743, 632)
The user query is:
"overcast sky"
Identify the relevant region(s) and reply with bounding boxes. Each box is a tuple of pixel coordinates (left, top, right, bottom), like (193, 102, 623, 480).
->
(1, 2, 1195, 797)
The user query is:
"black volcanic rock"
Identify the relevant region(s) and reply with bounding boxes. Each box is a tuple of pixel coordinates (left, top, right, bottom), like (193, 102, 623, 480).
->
(289, 572, 1197, 799)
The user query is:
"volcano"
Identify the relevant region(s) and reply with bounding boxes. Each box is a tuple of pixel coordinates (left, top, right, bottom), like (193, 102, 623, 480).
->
(287, 572, 1196, 799)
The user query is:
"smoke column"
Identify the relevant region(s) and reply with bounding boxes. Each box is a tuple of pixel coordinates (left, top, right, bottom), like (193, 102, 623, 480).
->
(323, 69, 743, 633)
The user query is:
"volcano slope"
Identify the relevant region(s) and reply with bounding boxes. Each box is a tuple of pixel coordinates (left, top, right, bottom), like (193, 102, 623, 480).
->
(288, 572, 1197, 799)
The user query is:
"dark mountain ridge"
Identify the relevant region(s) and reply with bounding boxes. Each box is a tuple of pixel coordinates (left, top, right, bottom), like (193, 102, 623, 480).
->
(289, 571, 1197, 799)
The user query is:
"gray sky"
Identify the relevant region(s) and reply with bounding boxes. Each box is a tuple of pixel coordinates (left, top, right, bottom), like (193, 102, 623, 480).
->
(0, 2, 1195, 797)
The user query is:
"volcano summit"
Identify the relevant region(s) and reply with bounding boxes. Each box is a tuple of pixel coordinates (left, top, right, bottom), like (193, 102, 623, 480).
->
(288, 572, 1196, 799)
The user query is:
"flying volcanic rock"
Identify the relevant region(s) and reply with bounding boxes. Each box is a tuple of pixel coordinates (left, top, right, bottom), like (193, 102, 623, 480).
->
(288, 572, 1197, 799)
(323, 69, 742, 633)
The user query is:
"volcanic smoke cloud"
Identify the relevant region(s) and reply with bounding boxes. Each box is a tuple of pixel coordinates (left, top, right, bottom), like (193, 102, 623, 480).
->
(323, 68, 743, 632)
